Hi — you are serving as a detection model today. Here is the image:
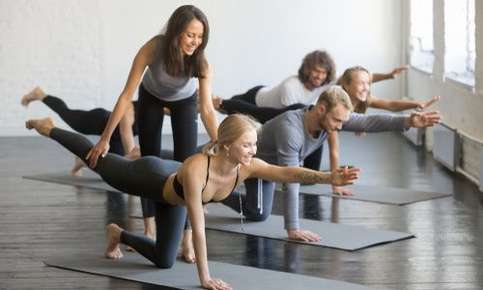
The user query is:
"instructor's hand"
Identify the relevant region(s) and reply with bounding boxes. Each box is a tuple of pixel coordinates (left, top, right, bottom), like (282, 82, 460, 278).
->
(86, 139, 110, 168)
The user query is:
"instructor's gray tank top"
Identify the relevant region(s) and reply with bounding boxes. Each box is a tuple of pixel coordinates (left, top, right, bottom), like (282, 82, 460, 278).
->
(142, 35, 197, 101)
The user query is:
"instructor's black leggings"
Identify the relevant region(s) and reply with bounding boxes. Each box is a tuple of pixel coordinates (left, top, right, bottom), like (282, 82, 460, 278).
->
(42, 95, 139, 155)
(49, 127, 186, 268)
(137, 84, 198, 218)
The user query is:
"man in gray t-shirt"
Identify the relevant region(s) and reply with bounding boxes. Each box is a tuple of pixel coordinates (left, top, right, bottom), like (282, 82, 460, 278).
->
(223, 86, 440, 242)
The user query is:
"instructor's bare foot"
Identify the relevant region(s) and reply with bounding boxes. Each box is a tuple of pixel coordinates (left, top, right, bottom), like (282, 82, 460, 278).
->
(105, 224, 124, 259)
(181, 230, 196, 263)
(25, 117, 54, 136)
(21, 86, 46, 107)
(70, 157, 85, 176)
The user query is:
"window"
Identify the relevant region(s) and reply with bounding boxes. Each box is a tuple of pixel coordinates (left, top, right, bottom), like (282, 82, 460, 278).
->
(409, 0, 434, 73)
(444, 0, 475, 86)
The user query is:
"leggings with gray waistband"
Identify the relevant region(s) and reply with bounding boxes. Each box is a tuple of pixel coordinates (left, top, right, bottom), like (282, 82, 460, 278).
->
(49, 127, 186, 268)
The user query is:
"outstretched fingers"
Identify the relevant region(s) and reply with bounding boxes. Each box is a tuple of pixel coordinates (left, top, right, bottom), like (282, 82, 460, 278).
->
(336, 167, 360, 185)
(204, 278, 232, 290)
(422, 96, 441, 110)
(421, 111, 441, 125)
(391, 65, 409, 78)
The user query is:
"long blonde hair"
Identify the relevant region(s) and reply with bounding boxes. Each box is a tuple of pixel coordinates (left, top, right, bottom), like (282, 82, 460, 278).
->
(202, 114, 260, 156)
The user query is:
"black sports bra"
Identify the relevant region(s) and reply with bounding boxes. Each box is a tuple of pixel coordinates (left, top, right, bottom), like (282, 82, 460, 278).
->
(173, 155, 239, 204)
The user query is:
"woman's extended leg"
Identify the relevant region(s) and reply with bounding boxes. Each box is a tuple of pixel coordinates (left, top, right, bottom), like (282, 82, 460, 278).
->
(22, 87, 112, 135)
(26, 118, 180, 199)
(21, 87, 125, 174)
(218, 97, 306, 124)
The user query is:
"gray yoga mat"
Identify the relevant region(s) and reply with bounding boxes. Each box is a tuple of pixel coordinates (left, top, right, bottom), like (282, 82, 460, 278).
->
(204, 204, 413, 251)
(44, 253, 379, 290)
(276, 183, 452, 206)
(24, 172, 414, 250)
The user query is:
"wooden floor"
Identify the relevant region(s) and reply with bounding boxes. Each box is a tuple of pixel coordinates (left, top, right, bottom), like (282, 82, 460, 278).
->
(1, 132, 482, 290)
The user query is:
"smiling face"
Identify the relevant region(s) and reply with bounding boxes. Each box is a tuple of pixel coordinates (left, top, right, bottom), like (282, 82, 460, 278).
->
(178, 18, 204, 56)
(345, 70, 371, 103)
(227, 130, 258, 166)
(306, 65, 328, 89)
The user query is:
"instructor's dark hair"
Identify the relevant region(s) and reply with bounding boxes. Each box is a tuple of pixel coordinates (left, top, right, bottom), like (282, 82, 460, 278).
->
(162, 5, 209, 78)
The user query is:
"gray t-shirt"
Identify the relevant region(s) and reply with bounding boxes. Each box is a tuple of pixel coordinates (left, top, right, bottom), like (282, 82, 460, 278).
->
(142, 35, 197, 101)
(256, 108, 408, 229)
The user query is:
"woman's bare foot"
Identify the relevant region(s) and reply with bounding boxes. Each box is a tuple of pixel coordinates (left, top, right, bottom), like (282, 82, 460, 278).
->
(21, 86, 46, 107)
(25, 117, 54, 136)
(105, 224, 124, 259)
(181, 230, 196, 263)
(70, 157, 85, 176)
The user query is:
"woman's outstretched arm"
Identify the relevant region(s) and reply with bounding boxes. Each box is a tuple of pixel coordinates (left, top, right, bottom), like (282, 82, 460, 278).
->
(247, 158, 359, 186)
(368, 95, 440, 112)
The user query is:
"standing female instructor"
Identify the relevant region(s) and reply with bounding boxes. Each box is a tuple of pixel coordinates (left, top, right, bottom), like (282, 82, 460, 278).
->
(86, 5, 218, 251)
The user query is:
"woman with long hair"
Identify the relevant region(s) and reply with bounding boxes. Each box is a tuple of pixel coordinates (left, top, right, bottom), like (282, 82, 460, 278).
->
(85, 5, 219, 253)
(26, 114, 359, 290)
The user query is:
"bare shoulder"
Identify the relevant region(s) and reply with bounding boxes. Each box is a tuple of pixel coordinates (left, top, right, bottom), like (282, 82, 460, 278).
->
(178, 153, 208, 183)
(182, 153, 208, 169)
(138, 36, 159, 60)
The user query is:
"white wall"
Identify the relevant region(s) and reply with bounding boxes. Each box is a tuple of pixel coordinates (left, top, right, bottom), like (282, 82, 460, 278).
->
(1, 0, 403, 136)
